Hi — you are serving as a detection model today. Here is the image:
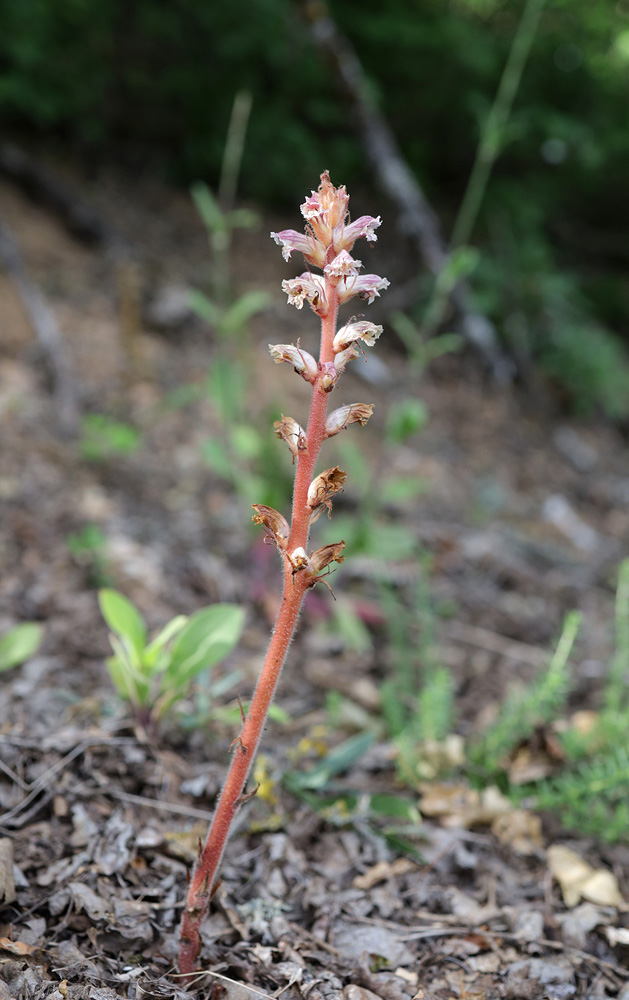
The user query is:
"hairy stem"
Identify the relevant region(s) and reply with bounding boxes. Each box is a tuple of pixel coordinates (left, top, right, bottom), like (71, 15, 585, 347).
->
(178, 281, 339, 977)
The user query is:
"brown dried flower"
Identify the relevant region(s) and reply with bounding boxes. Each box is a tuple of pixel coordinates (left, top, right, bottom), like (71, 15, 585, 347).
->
(251, 505, 290, 550)
(307, 466, 347, 521)
(325, 403, 375, 437)
(274, 414, 308, 462)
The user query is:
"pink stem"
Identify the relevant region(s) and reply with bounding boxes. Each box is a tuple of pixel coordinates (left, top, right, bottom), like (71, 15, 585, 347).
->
(178, 279, 339, 978)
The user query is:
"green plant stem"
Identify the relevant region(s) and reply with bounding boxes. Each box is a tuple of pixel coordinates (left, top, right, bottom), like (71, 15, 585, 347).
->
(450, 0, 545, 251)
(178, 279, 339, 978)
(423, 0, 545, 337)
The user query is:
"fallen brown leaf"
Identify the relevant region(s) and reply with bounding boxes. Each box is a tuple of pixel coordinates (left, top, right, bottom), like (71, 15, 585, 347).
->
(547, 845, 626, 909)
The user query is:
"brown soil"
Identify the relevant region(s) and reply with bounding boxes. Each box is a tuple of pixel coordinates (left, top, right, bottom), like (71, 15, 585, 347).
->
(1, 167, 629, 999)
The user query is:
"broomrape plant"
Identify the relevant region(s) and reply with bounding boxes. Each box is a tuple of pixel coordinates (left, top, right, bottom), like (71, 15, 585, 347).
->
(178, 172, 389, 976)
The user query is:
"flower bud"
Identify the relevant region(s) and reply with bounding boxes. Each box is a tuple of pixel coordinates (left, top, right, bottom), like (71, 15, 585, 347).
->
(325, 403, 375, 438)
(307, 466, 347, 520)
(251, 505, 290, 550)
(317, 361, 340, 393)
(310, 541, 346, 573)
(268, 343, 318, 383)
(289, 547, 310, 573)
(274, 414, 307, 462)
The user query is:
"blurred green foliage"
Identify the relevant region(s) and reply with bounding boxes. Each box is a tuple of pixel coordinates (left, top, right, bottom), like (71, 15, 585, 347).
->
(1, 0, 627, 408)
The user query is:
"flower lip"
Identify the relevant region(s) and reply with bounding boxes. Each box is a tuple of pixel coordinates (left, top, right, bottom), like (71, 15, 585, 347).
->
(270, 229, 325, 268)
(310, 541, 346, 573)
(252, 505, 290, 550)
(333, 320, 383, 353)
(274, 414, 308, 461)
(341, 215, 382, 247)
(268, 343, 318, 383)
(338, 274, 390, 306)
(325, 403, 375, 437)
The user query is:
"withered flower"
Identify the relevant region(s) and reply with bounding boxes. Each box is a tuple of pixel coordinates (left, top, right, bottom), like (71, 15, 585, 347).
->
(325, 403, 374, 437)
(274, 414, 307, 462)
(307, 466, 347, 520)
(310, 541, 345, 573)
(251, 504, 290, 550)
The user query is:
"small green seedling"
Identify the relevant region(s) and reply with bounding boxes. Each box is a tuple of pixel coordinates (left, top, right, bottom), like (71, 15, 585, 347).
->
(80, 414, 141, 462)
(0, 623, 44, 672)
(98, 589, 245, 726)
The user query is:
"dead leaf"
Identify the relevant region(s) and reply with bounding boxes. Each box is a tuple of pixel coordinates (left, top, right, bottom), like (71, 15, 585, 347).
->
(605, 926, 629, 947)
(491, 808, 544, 855)
(547, 845, 626, 908)
(419, 782, 512, 828)
(0, 937, 35, 955)
(0, 839, 15, 905)
(353, 858, 417, 890)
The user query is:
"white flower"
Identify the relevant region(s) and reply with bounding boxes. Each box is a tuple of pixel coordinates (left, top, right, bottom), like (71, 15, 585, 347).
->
(338, 273, 390, 305)
(281, 273, 328, 316)
(333, 321, 383, 353)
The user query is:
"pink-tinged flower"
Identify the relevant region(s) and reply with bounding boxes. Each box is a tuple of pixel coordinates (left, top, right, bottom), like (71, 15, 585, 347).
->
(334, 345, 359, 371)
(317, 361, 340, 393)
(325, 403, 375, 437)
(268, 343, 318, 383)
(339, 215, 382, 249)
(310, 541, 345, 573)
(251, 505, 290, 550)
(273, 414, 307, 462)
(333, 320, 383, 353)
(338, 273, 390, 305)
(282, 273, 328, 316)
(301, 171, 349, 229)
(324, 250, 362, 281)
(270, 229, 325, 268)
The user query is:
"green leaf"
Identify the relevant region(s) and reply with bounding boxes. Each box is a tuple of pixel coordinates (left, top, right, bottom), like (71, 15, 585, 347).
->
(0, 623, 44, 671)
(228, 207, 260, 230)
(165, 604, 245, 689)
(381, 476, 429, 504)
(219, 290, 272, 334)
(386, 399, 429, 444)
(286, 731, 376, 790)
(188, 289, 221, 325)
(105, 636, 150, 707)
(191, 182, 224, 233)
(200, 438, 233, 478)
(98, 589, 146, 659)
(144, 615, 188, 670)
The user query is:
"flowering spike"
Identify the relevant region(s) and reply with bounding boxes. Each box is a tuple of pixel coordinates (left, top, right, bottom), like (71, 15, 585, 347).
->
(268, 343, 318, 383)
(274, 414, 308, 462)
(325, 403, 375, 438)
(179, 173, 388, 981)
(251, 505, 290, 550)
